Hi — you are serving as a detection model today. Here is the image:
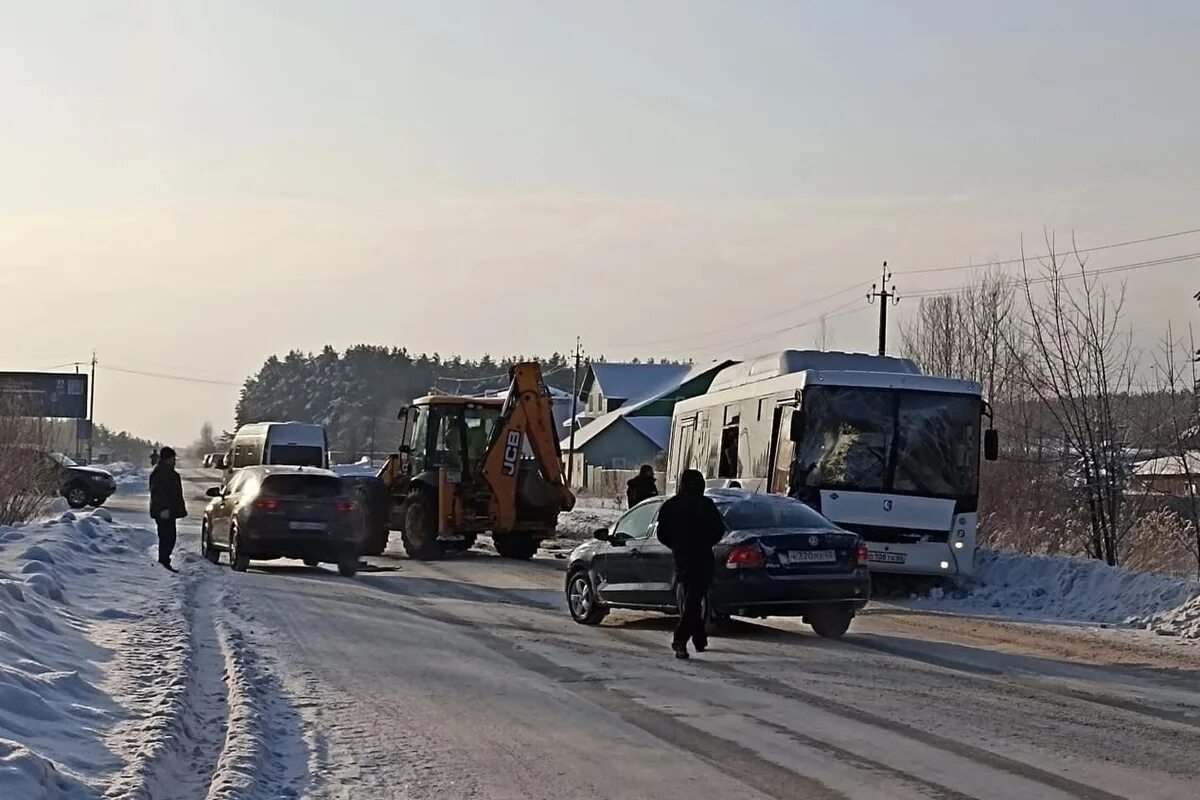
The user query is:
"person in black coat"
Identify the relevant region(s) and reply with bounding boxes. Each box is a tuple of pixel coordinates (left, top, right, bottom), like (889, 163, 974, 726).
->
(626, 464, 659, 508)
(656, 469, 726, 659)
(149, 446, 187, 570)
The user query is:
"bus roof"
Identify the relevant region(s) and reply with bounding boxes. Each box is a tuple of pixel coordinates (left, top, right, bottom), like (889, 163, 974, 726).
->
(707, 350, 919, 393)
(675, 363, 982, 416)
(412, 395, 505, 408)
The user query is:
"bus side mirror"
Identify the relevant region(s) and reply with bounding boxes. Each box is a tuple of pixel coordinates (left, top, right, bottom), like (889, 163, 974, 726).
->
(789, 411, 805, 442)
(984, 429, 999, 462)
(396, 405, 409, 421)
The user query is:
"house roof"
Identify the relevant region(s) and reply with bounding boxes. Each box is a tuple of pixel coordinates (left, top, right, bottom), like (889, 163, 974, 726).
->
(1136, 451, 1200, 477)
(563, 360, 733, 452)
(587, 362, 692, 404)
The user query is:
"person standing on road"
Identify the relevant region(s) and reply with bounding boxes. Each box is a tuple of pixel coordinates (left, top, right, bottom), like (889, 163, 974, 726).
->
(149, 446, 187, 571)
(656, 469, 726, 659)
(626, 464, 659, 508)
(149, 447, 159, 467)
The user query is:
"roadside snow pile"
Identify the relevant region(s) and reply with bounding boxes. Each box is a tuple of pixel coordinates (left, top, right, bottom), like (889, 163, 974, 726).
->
(556, 499, 625, 540)
(0, 510, 163, 798)
(107, 462, 149, 493)
(910, 549, 1200, 638)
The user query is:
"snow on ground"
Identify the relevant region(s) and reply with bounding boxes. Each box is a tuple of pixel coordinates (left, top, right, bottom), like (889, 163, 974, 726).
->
(0, 508, 304, 798)
(906, 548, 1200, 640)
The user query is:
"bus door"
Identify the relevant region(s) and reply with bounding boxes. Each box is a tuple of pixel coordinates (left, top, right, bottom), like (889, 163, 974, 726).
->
(769, 406, 796, 495)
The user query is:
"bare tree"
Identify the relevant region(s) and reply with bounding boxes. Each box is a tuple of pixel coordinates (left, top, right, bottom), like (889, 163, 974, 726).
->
(1143, 324, 1200, 577)
(1014, 236, 1138, 565)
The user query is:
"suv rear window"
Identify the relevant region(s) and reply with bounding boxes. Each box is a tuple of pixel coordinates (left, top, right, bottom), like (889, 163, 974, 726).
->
(262, 475, 343, 498)
(267, 445, 324, 467)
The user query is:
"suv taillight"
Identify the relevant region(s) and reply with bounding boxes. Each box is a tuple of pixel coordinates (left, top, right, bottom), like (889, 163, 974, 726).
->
(726, 544, 764, 569)
(855, 543, 870, 565)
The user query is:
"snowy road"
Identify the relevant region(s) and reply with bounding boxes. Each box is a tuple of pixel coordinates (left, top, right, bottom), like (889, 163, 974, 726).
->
(98, 476, 1200, 800)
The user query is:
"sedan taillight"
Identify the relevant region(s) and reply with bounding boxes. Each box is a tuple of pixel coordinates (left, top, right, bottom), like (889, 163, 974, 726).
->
(253, 498, 280, 511)
(336, 500, 357, 513)
(855, 543, 870, 566)
(726, 544, 765, 569)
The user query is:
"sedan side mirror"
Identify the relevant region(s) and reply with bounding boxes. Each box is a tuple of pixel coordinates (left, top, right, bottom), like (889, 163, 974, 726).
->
(592, 528, 609, 542)
(205, 486, 222, 498)
(984, 429, 999, 462)
(609, 531, 630, 547)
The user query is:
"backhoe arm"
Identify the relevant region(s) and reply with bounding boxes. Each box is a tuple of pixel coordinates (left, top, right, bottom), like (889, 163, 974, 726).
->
(481, 362, 576, 531)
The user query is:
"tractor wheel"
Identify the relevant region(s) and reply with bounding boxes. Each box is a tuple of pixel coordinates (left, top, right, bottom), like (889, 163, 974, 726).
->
(401, 492, 444, 561)
(494, 533, 538, 560)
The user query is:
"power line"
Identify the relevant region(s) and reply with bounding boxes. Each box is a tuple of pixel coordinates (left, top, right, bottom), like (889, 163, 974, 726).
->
(99, 364, 240, 387)
(903, 250, 1200, 300)
(610, 278, 872, 351)
(680, 296, 868, 361)
(898, 225, 1200, 276)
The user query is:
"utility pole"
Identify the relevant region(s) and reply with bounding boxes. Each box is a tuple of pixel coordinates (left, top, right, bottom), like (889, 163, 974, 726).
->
(566, 337, 583, 487)
(866, 261, 899, 356)
(87, 351, 97, 464)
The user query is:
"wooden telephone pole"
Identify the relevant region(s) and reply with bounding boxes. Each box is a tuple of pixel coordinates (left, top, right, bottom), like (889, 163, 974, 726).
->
(566, 337, 583, 486)
(866, 262, 899, 356)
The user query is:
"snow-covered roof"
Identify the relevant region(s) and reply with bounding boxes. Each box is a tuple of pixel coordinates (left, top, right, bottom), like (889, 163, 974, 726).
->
(587, 362, 692, 403)
(1135, 451, 1200, 477)
(626, 417, 671, 450)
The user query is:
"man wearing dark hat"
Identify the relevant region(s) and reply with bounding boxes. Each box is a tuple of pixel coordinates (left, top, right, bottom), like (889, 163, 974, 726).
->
(149, 446, 187, 570)
(656, 469, 726, 659)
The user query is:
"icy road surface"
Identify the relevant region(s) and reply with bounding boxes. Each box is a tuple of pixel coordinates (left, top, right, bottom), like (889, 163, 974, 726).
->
(89, 473, 1200, 800)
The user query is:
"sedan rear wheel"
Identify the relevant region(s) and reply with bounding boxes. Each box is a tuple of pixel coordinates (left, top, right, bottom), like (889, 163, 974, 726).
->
(201, 520, 221, 564)
(808, 604, 853, 639)
(566, 569, 606, 625)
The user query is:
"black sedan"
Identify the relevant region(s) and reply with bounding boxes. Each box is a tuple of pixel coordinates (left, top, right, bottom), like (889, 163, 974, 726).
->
(201, 465, 365, 577)
(564, 490, 870, 638)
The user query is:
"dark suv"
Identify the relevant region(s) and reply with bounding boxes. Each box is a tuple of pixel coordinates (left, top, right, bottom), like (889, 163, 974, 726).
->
(48, 452, 117, 509)
(201, 466, 365, 577)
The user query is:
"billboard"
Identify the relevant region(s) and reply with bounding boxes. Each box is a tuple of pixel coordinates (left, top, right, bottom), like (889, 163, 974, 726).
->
(0, 372, 89, 419)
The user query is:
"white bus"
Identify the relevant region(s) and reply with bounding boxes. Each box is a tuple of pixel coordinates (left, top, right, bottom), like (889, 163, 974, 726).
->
(666, 351, 997, 582)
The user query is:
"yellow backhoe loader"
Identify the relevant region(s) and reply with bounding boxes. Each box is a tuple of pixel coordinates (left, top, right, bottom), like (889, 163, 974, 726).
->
(376, 362, 575, 560)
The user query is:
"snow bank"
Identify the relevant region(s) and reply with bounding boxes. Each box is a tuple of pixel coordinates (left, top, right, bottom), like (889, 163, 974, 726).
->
(0, 510, 161, 798)
(106, 462, 149, 494)
(909, 549, 1200, 639)
(556, 500, 625, 541)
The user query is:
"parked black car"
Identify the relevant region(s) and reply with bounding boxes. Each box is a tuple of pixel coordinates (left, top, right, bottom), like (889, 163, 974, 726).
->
(565, 489, 871, 638)
(48, 452, 117, 509)
(201, 466, 364, 577)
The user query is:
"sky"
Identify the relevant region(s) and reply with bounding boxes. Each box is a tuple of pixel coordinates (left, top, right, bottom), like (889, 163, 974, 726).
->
(2, 0, 1199, 446)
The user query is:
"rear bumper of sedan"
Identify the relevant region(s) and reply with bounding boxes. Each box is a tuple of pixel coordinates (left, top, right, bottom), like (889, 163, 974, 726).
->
(240, 520, 360, 560)
(710, 568, 871, 617)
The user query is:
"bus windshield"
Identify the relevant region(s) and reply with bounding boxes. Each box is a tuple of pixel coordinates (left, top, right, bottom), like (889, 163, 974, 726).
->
(795, 386, 981, 499)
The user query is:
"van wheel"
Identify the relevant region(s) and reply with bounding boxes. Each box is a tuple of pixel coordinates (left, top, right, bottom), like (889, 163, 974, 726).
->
(229, 525, 250, 572)
(808, 605, 853, 639)
(401, 493, 444, 560)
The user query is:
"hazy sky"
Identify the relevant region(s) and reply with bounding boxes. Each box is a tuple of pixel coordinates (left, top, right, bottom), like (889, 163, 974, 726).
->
(3, 1, 1198, 446)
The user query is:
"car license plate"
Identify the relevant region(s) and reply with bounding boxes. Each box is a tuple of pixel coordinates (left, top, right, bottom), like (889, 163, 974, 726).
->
(869, 551, 906, 564)
(289, 521, 326, 532)
(785, 549, 836, 564)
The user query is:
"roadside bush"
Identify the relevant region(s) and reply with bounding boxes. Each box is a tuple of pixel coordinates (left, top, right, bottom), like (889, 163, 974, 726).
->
(0, 415, 58, 525)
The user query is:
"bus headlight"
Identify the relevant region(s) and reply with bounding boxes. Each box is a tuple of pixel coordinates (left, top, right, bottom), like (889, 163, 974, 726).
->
(954, 541, 964, 550)
(939, 561, 950, 570)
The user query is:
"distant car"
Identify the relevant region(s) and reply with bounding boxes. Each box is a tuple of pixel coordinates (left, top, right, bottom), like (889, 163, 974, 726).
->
(47, 452, 117, 509)
(201, 465, 364, 577)
(564, 489, 871, 638)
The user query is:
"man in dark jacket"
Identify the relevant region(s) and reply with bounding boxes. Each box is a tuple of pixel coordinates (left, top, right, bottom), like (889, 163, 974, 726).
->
(149, 446, 187, 570)
(656, 469, 726, 659)
(626, 464, 659, 508)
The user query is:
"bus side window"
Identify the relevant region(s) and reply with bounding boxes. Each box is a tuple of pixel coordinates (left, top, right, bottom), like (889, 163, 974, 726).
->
(677, 419, 695, 480)
(719, 405, 740, 479)
(771, 407, 796, 495)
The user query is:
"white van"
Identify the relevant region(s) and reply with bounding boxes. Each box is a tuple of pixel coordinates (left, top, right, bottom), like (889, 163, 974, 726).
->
(226, 422, 328, 471)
